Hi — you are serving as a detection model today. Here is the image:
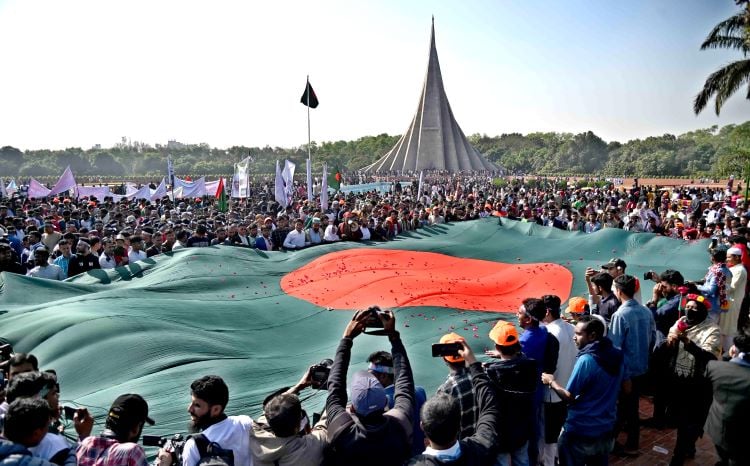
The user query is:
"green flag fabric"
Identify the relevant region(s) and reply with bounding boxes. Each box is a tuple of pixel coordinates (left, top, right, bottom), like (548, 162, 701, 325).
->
(0, 219, 711, 441)
(328, 167, 342, 191)
(216, 177, 228, 213)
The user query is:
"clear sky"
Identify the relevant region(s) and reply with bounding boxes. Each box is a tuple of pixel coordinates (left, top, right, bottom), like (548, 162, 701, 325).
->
(0, 0, 746, 151)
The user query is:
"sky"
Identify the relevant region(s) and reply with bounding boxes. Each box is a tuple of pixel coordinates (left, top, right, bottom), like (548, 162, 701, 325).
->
(0, 0, 747, 151)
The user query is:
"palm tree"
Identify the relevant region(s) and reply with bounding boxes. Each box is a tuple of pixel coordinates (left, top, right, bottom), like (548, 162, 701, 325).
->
(693, 7, 750, 115)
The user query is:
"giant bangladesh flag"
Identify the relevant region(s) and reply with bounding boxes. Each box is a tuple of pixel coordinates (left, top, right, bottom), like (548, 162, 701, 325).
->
(0, 219, 710, 439)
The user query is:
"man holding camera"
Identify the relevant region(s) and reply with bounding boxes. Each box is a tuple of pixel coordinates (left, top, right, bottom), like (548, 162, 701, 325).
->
(76, 394, 152, 466)
(159, 375, 252, 466)
(249, 368, 327, 466)
(324, 307, 415, 466)
(407, 340, 498, 466)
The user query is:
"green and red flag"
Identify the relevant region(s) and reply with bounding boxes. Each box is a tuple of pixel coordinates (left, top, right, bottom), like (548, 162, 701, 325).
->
(328, 167, 342, 191)
(216, 177, 228, 213)
(0, 220, 711, 435)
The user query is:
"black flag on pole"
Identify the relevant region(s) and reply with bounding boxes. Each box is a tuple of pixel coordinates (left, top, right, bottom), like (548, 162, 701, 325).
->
(300, 80, 319, 108)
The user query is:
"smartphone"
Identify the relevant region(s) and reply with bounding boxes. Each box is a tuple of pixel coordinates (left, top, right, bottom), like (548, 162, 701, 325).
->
(431, 342, 462, 358)
(62, 405, 77, 420)
(310, 365, 331, 390)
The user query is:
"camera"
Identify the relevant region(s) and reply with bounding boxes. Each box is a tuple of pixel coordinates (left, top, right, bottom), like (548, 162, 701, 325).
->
(711, 238, 718, 248)
(431, 342, 462, 358)
(643, 271, 657, 281)
(362, 306, 388, 328)
(310, 359, 333, 390)
(142, 434, 186, 465)
(0, 344, 12, 362)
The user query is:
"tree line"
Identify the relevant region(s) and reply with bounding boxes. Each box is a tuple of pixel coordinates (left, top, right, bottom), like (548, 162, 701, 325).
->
(0, 122, 748, 180)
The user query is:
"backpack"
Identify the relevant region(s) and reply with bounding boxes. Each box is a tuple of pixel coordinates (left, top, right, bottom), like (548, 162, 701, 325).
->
(192, 434, 234, 466)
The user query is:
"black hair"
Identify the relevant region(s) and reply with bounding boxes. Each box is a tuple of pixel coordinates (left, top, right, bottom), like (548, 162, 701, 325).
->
(712, 249, 727, 263)
(613, 274, 637, 298)
(497, 342, 521, 356)
(542, 295, 562, 319)
(6, 372, 55, 404)
(733, 332, 750, 353)
(420, 393, 460, 446)
(9, 353, 38, 371)
(659, 269, 685, 286)
(366, 351, 393, 367)
(3, 398, 51, 443)
(577, 315, 604, 341)
(264, 393, 302, 438)
(591, 272, 614, 292)
(190, 375, 229, 409)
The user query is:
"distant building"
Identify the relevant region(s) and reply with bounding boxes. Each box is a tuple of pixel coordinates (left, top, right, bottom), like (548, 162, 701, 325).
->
(167, 140, 186, 150)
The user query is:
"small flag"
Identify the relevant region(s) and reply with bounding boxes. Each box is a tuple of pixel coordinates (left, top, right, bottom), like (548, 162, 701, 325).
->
(216, 177, 228, 213)
(328, 167, 342, 191)
(300, 79, 319, 108)
(275, 160, 288, 208)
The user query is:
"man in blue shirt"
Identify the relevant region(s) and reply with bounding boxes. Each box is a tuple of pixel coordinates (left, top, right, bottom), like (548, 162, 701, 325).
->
(610, 274, 656, 457)
(542, 315, 623, 466)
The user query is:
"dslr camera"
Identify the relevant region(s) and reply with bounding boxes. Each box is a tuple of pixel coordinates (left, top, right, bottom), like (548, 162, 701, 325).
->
(643, 271, 658, 281)
(142, 434, 187, 465)
(362, 305, 389, 328)
(310, 358, 333, 390)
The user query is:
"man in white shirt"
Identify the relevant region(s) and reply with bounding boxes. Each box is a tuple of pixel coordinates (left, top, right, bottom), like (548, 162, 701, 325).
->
(539, 295, 578, 466)
(127, 236, 147, 263)
(282, 219, 309, 250)
(99, 239, 117, 269)
(26, 249, 64, 281)
(158, 376, 253, 466)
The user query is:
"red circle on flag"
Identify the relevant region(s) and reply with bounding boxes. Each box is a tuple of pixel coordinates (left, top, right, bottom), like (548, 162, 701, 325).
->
(281, 249, 573, 312)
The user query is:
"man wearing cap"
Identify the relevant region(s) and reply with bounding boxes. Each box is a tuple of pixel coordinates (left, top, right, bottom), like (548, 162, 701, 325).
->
(484, 320, 537, 466)
(539, 295, 577, 466)
(434, 333, 477, 441)
(324, 308, 415, 466)
(601, 257, 642, 303)
(541, 316, 624, 466)
(408, 341, 498, 466)
(304, 218, 324, 245)
(76, 394, 154, 466)
(721, 247, 747, 353)
(367, 350, 427, 455)
(610, 275, 656, 456)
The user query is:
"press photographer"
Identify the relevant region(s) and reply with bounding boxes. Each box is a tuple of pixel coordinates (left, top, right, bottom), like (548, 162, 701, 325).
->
(324, 306, 416, 466)
(249, 366, 328, 466)
(76, 394, 153, 466)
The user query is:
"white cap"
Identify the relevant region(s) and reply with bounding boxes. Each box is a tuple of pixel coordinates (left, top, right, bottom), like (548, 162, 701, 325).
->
(727, 247, 743, 257)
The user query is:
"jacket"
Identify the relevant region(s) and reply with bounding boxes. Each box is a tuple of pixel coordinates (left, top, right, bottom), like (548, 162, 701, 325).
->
(324, 334, 415, 466)
(407, 363, 498, 466)
(249, 415, 327, 466)
(0, 440, 56, 466)
(484, 354, 537, 452)
(705, 358, 750, 462)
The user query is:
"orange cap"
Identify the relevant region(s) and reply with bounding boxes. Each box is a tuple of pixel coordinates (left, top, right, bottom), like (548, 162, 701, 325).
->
(439, 332, 466, 363)
(489, 321, 519, 346)
(565, 297, 589, 314)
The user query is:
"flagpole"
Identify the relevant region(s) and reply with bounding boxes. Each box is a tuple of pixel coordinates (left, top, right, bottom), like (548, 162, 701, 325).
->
(306, 74, 312, 171)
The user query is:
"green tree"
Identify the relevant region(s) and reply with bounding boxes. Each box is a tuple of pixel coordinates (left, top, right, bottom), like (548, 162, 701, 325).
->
(694, 7, 750, 115)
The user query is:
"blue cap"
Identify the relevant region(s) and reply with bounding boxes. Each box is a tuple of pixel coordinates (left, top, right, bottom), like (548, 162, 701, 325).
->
(350, 370, 387, 416)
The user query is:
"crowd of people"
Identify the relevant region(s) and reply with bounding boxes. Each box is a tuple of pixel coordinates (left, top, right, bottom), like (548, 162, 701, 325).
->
(0, 172, 749, 466)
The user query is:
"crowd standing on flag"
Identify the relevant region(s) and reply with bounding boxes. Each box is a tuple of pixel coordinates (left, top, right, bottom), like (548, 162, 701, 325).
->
(0, 170, 749, 465)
